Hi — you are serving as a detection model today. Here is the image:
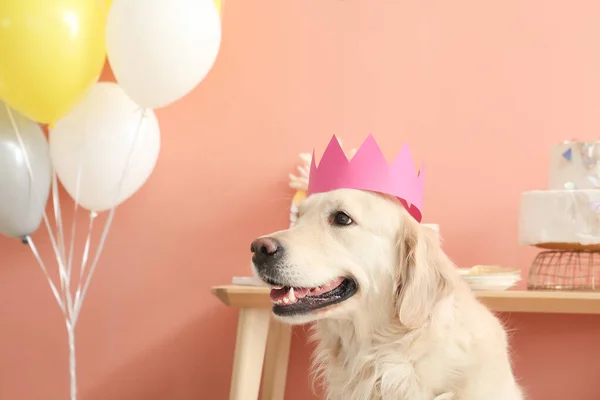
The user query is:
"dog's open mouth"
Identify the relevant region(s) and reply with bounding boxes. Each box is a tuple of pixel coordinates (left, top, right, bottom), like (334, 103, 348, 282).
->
(269, 277, 358, 316)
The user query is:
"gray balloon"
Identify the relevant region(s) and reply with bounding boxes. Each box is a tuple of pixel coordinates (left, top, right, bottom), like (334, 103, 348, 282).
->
(0, 104, 52, 239)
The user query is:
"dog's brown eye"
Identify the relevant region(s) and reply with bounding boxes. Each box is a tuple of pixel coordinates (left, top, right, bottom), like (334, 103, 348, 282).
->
(331, 211, 353, 226)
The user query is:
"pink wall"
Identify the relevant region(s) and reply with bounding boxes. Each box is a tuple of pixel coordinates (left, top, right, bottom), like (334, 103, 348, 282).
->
(1, 0, 600, 398)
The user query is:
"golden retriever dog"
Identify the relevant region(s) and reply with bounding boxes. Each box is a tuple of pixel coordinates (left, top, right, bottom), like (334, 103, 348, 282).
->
(251, 189, 524, 400)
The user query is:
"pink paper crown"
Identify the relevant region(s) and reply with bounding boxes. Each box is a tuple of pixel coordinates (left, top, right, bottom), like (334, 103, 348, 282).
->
(307, 135, 424, 222)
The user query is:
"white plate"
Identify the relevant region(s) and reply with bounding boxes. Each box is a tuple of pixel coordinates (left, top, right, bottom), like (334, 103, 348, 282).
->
(458, 265, 521, 291)
(463, 280, 520, 289)
(458, 265, 521, 277)
(467, 281, 520, 291)
(231, 276, 267, 286)
(461, 275, 521, 282)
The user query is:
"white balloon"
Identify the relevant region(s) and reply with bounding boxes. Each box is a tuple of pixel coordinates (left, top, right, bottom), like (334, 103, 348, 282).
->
(106, 0, 222, 109)
(50, 82, 161, 212)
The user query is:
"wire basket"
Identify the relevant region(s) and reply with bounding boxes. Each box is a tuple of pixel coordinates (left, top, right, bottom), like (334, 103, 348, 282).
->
(528, 250, 600, 291)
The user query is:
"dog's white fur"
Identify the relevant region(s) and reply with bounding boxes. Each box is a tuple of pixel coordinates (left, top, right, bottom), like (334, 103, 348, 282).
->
(253, 189, 524, 400)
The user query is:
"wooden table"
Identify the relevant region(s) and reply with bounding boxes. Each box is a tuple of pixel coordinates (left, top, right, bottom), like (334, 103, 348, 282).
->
(212, 285, 600, 400)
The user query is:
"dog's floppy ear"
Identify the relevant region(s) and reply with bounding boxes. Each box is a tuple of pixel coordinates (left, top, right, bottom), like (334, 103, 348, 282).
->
(395, 219, 455, 328)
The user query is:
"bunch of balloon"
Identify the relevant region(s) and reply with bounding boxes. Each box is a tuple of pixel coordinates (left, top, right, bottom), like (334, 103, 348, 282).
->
(0, 0, 222, 399)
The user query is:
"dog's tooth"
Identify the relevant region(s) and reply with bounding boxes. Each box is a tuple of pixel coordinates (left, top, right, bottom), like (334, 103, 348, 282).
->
(289, 287, 296, 302)
(283, 297, 289, 304)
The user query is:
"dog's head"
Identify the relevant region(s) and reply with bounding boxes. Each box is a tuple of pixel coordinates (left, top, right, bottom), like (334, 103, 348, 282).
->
(251, 189, 455, 326)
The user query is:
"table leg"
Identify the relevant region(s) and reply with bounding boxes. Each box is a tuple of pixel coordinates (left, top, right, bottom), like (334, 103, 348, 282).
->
(261, 318, 292, 400)
(229, 308, 271, 400)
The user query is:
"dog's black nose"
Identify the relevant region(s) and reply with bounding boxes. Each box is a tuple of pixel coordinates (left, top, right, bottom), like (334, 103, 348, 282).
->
(250, 237, 283, 268)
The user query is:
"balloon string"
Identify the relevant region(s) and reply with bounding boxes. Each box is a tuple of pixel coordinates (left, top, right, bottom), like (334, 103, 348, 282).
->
(66, 204, 79, 287)
(6, 105, 76, 399)
(67, 113, 92, 285)
(73, 107, 147, 323)
(52, 171, 67, 285)
(73, 209, 115, 324)
(4, 104, 73, 317)
(51, 113, 89, 400)
(52, 173, 76, 324)
(27, 236, 65, 314)
(66, 114, 90, 285)
(78, 212, 97, 286)
(66, 319, 76, 400)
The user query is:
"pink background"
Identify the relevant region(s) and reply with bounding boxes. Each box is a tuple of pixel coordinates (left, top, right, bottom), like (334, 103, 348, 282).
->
(2, 0, 600, 398)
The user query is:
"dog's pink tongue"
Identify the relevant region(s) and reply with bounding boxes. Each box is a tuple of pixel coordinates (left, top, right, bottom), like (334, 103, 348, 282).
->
(294, 287, 310, 299)
(269, 287, 311, 302)
(269, 278, 345, 302)
(268, 287, 312, 301)
(307, 277, 345, 296)
(269, 287, 290, 302)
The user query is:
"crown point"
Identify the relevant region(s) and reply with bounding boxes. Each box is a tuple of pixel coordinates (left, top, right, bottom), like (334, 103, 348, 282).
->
(317, 134, 349, 169)
(351, 134, 387, 167)
(310, 149, 317, 168)
(363, 133, 377, 144)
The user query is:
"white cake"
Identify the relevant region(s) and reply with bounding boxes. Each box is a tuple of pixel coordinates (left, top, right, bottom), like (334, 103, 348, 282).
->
(520, 190, 600, 249)
(520, 141, 600, 250)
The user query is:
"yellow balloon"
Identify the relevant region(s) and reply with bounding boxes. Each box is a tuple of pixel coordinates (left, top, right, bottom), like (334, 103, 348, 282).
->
(214, 0, 222, 14)
(0, 0, 106, 124)
(101, 0, 113, 14)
